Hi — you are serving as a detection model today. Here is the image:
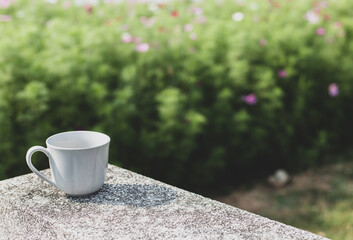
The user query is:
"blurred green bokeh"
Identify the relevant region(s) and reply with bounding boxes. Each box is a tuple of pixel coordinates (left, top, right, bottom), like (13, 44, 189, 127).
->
(0, 0, 352, 191)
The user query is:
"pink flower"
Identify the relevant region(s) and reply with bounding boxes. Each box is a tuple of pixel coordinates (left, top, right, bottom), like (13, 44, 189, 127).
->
(278, 69, 287, 78)
(191, 7, 203, 15)
(189, 33, 197, 40)
(133, 37, 142, 43)
(242, 93, 257, 105)
(323, 14, 330, 21)
(184, 24, 193, 32)
(140, 16, 155, 28)
(328, 83, 339, 97)
(316, 27, 325, 36)
(121, 32, 133, 43)
(0, 15, 12, 22)
(0, 0, 12, 9)
(259, 39, 267, 46)
(334, 22, 343, 28)
(121, 24, 129, 31)
(196, 16, 207, 24)
(171, 11, 178, 18)
(319, 1, 328, 8)
(140, 16, 147, 23)
(62, 1, 71, 9)
(84, 4, 93, 14)
(136, 43, 149, 53)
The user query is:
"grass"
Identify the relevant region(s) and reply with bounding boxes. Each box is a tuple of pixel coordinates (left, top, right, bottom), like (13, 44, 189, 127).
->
(274, 163, 353, 239)
(216, 161, 353, 239)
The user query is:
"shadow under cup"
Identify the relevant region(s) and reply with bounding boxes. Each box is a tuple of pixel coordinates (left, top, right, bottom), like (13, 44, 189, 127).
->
(26, 131, 110, 196)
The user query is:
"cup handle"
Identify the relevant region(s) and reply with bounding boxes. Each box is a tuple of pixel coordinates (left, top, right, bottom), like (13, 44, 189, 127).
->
(26, 146, 57, 188)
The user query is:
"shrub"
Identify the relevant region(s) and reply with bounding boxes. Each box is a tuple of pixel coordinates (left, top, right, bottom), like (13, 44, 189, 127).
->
(0, 0, 352, 190)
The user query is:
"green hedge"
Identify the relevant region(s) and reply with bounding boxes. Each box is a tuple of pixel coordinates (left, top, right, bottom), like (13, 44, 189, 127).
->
(1, 0, 352, 190)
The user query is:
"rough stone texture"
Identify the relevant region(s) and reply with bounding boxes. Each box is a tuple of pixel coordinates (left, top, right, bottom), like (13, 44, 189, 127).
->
(0, 164, 330, 240)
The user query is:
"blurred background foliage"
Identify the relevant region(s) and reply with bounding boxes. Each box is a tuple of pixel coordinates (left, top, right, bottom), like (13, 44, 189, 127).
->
(0, 0, 352, 192)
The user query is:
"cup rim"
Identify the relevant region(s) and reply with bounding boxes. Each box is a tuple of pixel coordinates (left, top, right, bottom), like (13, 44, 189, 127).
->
(46, 131, 110, 150)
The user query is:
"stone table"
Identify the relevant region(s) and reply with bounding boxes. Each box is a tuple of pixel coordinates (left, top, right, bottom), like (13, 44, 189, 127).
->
(0, 164, 330, 240)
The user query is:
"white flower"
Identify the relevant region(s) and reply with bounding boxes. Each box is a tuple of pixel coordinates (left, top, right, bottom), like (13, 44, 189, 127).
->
(73, 0, 98, 6)
(45, 0, 58, 4)
(148, 3, 159, 12)
(16, 11, 25, 18)
(235, 0, 245, 6)
(305, 10, 320, 24)
(249, 3, 259, 11)
(232, 12, 244, 22)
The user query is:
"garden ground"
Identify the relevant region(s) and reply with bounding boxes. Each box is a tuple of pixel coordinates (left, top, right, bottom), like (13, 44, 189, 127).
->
(215, 161, 353, 240)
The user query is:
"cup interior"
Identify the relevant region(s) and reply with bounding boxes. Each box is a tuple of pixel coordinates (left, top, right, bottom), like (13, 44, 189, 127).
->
(46, 131, 110, 150)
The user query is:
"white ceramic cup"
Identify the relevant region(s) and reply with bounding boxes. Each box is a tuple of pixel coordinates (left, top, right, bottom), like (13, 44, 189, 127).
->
(26, 131, 110, 196)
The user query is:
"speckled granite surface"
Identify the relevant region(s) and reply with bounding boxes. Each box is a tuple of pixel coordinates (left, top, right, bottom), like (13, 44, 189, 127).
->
(0, 164, 330, 240)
